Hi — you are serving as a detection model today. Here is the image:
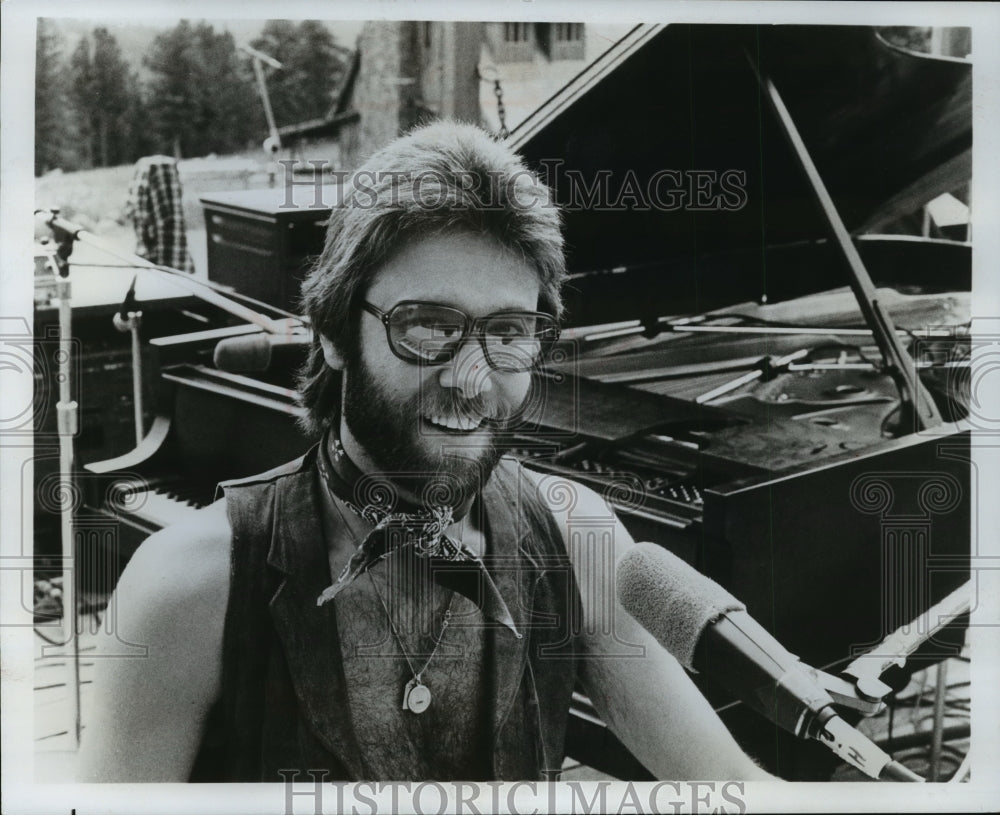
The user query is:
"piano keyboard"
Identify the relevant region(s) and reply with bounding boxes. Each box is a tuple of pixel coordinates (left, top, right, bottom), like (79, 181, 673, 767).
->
(106, 478, 213, 530)
(513, 447, 706, 528)
(573, 458, 704, 506)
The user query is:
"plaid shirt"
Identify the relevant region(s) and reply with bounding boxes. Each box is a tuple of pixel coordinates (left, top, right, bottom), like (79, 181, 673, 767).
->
(125, 155, 195, 273)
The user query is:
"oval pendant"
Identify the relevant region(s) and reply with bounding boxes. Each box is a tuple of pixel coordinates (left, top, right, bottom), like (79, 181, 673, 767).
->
(405, 681, 432, 714)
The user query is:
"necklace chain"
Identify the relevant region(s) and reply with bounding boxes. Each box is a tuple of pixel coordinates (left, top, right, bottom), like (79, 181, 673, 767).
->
(367, 570, 454, 683)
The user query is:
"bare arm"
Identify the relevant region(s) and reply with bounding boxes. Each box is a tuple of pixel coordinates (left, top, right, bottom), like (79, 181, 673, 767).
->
(526, 470, 772, 780)
(76, 501, 231, 782)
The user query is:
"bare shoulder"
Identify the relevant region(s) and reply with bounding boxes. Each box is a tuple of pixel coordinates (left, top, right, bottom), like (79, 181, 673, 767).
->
(519, 464, 635, 552)
(520, 465, 634, 608)
(118, 497, 232, 607)
(77, 498, 234, 781)
(109, 497, 234, 669)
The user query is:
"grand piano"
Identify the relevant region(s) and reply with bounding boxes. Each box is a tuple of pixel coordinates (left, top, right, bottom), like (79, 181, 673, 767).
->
(79, 23, 972, 779)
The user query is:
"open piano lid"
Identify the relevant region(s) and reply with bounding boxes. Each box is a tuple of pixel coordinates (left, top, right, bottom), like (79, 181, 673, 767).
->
(509, 24, 972, 327)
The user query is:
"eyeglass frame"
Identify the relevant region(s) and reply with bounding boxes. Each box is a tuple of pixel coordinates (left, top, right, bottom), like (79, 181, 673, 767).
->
(361, 299, 561, 372)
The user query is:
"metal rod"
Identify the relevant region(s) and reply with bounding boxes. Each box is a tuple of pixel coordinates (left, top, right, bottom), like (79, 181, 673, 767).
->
(38, 211, 286, 334)
(129, 313, 144, 444)
(252, 56, 282, 150)
(579, 321, 957, 344)
(878, 723, 969, 754)
(929, 660, 949, 781)
(695, 348, 808, 403)
(695, 368, 763, 404)
(843, 580, 970, 685)
(672, 323, 899, 337)
(55, 275, 81, 748)
(753, 66, 943, 431)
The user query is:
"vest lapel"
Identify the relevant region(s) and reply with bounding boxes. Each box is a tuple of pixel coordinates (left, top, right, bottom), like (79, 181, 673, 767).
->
(265, 460, 368, 778)
(482, 461, 545, 779)
(263, 454, 559, 780)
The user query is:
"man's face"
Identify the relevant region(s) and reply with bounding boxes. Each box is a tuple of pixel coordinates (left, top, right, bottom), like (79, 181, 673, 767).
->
(338, 229, 542, 498)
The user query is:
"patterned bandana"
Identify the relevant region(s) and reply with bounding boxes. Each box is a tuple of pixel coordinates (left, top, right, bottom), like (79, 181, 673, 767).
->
(314, 425, 519, 635)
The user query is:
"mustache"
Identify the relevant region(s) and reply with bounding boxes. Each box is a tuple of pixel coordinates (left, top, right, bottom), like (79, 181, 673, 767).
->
(419, 389, 523, 425)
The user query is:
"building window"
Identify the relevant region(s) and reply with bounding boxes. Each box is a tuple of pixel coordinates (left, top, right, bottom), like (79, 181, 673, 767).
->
(504, 22, 531, 43)
(553, 22, 583, 42)
(423, 22, 433, 49)
(542, 22, 585, 60)
(488, 21, 536, 63)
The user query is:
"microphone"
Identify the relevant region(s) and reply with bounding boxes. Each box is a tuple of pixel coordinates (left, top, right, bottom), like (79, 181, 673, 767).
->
(616, 542, 923, 781)
(213, 332, 310, 372)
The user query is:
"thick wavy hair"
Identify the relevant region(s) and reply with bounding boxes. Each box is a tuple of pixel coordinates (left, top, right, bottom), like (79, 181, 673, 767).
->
(296, 121, 567, 436)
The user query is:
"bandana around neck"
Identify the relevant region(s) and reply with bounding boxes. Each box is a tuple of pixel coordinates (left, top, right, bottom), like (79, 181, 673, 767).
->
(318, 421, 477, 528)
(314, 423, 519, 635)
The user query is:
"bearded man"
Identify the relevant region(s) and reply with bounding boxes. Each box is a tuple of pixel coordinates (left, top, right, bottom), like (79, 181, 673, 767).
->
(78, 122, 770, 783)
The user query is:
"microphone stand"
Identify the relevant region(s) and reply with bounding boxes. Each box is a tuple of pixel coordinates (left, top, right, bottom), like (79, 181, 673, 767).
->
(35, 207, 305, 749)
(842, 581, 971, 781)
(47, 214, 82, 748)
(112, 277, 144, 444)
(35, 209, 290, 335)
(841, 581, 970, 690)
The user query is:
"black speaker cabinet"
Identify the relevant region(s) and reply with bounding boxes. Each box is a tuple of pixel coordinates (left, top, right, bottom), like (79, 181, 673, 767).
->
(201, 185, 337, 312)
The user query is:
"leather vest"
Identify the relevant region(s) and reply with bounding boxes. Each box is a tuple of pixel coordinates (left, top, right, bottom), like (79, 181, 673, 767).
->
(190, 447, 582, 781)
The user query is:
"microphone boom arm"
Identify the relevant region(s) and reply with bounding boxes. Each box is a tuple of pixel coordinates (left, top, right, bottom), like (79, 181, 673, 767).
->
(842, 580, 971, 689)
(36, 209, 293, 334)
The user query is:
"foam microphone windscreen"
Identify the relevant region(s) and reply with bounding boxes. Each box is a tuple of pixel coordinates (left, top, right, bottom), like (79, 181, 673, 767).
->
(616, 543, 746, 671)
(213, 333, 272, 372)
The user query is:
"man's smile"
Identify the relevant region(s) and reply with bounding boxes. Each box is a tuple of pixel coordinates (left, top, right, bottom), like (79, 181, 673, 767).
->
(423, 413, 486, 433)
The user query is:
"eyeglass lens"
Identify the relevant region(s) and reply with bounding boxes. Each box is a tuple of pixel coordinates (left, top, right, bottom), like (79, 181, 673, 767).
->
(385, 303, 554, 371)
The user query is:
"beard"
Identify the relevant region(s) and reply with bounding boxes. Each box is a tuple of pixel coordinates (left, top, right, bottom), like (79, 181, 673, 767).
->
(341, 358, 519, 507)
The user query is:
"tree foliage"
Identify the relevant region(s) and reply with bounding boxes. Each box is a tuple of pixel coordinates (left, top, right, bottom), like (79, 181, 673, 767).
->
(39, 24, 144, 172)
(68, 37, 97, 167)
(35, 19, 69, 175)
(34, 19, 347, 175)
(144, 21, 262, 158)
(89, 28, 136, 167)
(251, 19, 349, 127)
(142, 21, 202, 159)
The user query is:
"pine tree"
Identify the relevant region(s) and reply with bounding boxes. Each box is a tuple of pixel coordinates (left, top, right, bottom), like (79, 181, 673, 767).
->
(145, 20, 202, 158)
(69, 37, 96, 168)
(292, 21, 347, 121)
(123, 72, 154, 160)
(35, 19, 69, 175)
(191, 23, 259, 155)
(250, 20, 347, 128)
(145, 20, 259, 157)
(90, 27, 133, 166)
(66, 27, 141, 168)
